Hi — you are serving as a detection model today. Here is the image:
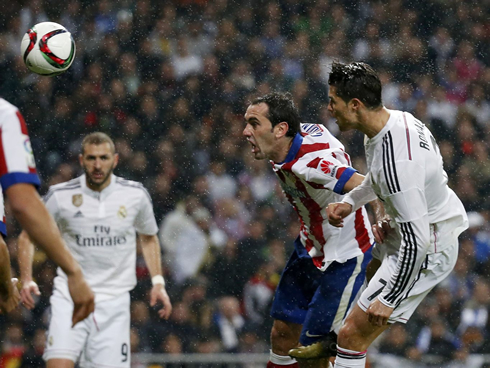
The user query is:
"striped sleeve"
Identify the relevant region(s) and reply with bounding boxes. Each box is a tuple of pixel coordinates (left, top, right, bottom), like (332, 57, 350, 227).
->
(291, 149, 358, 194)
(379, 159, 430, 308)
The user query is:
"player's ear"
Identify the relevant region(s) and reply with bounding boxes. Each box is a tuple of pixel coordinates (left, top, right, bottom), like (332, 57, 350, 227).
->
(275, 121, 289, 138)
(78, 154, 83, 166)
(350, 98, 362, 111)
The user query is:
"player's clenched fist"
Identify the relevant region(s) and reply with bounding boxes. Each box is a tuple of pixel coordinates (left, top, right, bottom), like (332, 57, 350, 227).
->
(327, 202, 352, 227)
(20, 280, 40, 310)
(0, 278, 21, 314)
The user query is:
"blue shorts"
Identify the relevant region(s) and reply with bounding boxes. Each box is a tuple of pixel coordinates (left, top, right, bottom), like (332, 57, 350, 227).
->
(270, 237, 372, 345)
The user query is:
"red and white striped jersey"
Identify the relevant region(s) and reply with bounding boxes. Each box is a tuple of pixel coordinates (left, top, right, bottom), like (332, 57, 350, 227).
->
(0, 98, 40, 235)
(272, 123, 374, 271)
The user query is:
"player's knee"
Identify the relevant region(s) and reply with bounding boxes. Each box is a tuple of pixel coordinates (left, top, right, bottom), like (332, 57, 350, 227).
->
(337, 319, 357, 349)
(271, 320, 300, 354)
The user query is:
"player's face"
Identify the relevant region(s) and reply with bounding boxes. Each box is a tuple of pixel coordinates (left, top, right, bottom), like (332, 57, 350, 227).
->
(80, 143, 119, 191)
(243, 103, 277, 161)
(328, 86, 358, 131)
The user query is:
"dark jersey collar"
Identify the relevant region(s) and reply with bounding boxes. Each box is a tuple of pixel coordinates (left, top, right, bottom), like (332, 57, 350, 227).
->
(279, 133, 303, 164)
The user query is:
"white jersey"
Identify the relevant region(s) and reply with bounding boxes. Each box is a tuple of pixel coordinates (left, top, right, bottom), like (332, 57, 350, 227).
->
(343, 109, 468, 308)
(272, 123, 374, 271)
(0, 98, 40, 235)
(45, 174, 159, 302)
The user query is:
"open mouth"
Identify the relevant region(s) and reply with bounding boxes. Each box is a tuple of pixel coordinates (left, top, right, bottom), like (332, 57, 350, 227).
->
(247, 139, 258, 153)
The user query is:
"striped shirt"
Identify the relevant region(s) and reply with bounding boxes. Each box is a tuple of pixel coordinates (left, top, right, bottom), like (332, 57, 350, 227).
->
(343, 109, 468, 307)
(0, 98, 40, 235)
(272, 123, 374, 271)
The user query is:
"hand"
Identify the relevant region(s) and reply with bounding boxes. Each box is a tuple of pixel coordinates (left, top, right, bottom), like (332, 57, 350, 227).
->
(20, 280, 41, 310)
(366, 298, 393, 326)
(327, 202, 352, 227)
(67, 271, 95, 327)
(150, 284, 172, 319)
(0, 278, 21, 314)
(372, 218, 392, 244)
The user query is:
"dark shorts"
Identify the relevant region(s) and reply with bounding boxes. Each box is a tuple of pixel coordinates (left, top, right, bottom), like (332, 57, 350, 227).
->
(270, 237, 372, 345)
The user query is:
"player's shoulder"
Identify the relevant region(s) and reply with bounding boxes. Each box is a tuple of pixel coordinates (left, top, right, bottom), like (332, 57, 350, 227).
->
(114, 176, 145, 190)
(45, 177, 82, 201)
(48, 177, 82, 191)
(0, 98, 19, 119)
(300, 123, 342, 146)
(114, 176, 152, 200)
(301, 123, 328, 137)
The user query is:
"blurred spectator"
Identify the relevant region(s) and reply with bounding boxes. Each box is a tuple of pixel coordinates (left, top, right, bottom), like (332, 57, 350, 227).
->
(214, 296, 245, 353)
(415, 317, 458, 364)
(171, 36, 203, 81)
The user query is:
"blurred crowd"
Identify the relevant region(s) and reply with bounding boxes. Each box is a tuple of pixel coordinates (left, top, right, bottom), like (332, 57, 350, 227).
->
(0, 0, 489, 367)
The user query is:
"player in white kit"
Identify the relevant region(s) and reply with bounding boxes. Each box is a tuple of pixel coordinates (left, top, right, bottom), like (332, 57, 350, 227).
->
(18, 132, 172, 368)
(325, 62, 468, 368)
(0, 97, 93, 321)
(243, 93, 382, 368)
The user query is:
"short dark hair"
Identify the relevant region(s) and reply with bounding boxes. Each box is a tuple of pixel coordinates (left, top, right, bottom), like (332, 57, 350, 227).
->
(81, 132, 115, 154)
(328, 62, 382, 109)
(250, 92, 301, 138)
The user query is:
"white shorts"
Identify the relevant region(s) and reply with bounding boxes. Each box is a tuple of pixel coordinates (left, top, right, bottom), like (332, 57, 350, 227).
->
(358, 238, 458, 324)
(44, 290, 131, 367)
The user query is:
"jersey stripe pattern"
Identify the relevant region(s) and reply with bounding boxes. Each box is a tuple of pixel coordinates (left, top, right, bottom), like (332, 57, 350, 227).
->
(362, 110, 468, 308)
(0, 99, 40, 235)
(273, 124, 374, 271)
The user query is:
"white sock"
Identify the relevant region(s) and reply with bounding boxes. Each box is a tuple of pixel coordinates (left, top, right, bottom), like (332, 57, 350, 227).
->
(334, 346, 367, 367)
(270, 350, 298, 365)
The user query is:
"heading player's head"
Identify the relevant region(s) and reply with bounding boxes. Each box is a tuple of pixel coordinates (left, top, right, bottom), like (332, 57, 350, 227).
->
(79, 132, 119, 192)
(243, 92, 301, 162)
(328, 62, 383, 131)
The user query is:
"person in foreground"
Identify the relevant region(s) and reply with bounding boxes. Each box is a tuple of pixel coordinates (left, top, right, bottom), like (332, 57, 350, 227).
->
(0, 97, 94, 322)
(18, 132, 172, 368)
(243, 92, 380, 368)
(325, 62, 468, 368)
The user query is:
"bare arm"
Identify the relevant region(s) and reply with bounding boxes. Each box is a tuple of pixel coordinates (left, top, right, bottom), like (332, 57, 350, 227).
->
(6, 183, 94, 325)
(0, 238, 20, 313)
(17, 230, 34, 283)
(7, 184, 79, 275)
(17, 230, 40, 310)
(0, 238, 12, 297)
(139, 233, 172, 319)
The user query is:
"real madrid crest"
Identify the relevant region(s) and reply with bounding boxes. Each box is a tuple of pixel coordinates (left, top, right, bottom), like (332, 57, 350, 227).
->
(117, 206, 127, 219)
(72, 194, 83, 207)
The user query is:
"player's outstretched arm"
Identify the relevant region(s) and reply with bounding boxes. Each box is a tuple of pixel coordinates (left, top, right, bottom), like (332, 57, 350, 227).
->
(6, 183, 94, 325)
(139, 233, 172, 319)
(17, 230, 40, 310)
(0, 239, 20, 314)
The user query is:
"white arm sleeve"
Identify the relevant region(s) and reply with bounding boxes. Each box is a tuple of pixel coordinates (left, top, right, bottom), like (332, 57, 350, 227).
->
(378, 161, 430, 308)
(134, 188, 159, 235)
(43, 189, 60, 220)
(341, 172, 378, 211)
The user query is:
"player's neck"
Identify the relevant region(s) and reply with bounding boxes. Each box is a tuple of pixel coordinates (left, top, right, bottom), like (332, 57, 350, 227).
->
(272, 136, 293, 163)
(86, 176, 112, 192)
(359, 106, 390, 138)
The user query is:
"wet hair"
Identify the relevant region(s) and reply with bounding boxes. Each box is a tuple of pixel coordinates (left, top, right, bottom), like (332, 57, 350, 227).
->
(250, 92, 301, 138)
(328, 62, 382, 109)
(81, 132, 115, 154)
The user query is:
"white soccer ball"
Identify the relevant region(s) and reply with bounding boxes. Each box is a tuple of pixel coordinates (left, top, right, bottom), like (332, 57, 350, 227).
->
(20, 22, 76, 77)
